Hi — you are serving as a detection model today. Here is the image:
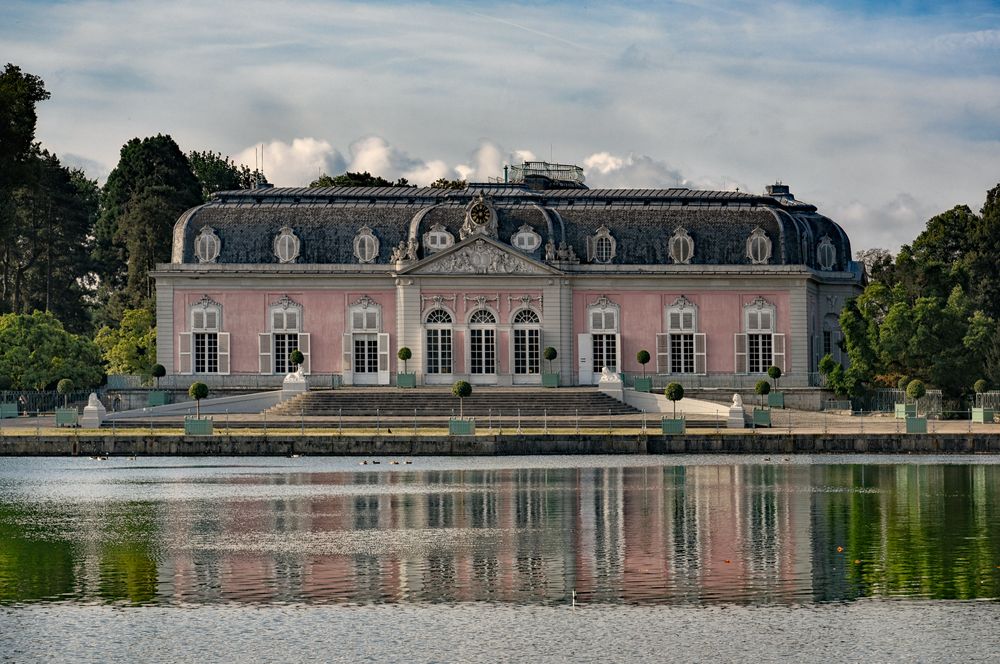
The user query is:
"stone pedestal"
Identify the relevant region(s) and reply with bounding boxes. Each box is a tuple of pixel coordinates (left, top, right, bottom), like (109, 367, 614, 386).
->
(282, 368, 308, 401)
(727, 393, 746, 429)
(80, 393, 107, 429)
(597, 367, 624, 402)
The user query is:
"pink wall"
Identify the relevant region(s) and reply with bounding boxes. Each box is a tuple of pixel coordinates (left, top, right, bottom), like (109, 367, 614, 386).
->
(174, 290, 396, 373)
(572, 290, 792, 373)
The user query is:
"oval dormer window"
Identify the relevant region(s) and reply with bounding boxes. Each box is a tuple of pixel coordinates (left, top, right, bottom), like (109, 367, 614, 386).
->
(422, 223, 454, 254)
(511, 224, 542, 253)
(273, 226, 300, 264)
(669, 227, 694, 264)
(354, 226, 379, 264)
(817, 235, 836, 271)
(194, 226, 221, 263)
(746, 226, 772, 265)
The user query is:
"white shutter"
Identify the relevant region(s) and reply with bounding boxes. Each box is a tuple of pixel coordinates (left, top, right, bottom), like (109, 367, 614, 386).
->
(656, 333, 669, 374)
(734, 333, 748, 374)
(578, 333, 593, 385)
(217, 332, 231, 375)
(613, 333, 621, 373)
(342, 333, 353, 385)
(604, 311, 616, 331)
(669, 311, 681, 330)
(205, 310, 218, 330)
(179, 333, 192, 374)
(298, 333, 311, 375)
(258, 333, 273, 374)
(192, 311, 204, 330)
(377, 333, 390, 385)
(591, 311, 602, 331)
(772, 333, 785, 373)
(694, 332, 707, 375)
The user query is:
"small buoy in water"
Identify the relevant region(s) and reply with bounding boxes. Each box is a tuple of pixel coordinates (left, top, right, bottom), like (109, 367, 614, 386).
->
(389, 460, 399, 465)
(288, 454, 300, 459)
(359, 460, 368, 465)
(837, 546, 844, 553)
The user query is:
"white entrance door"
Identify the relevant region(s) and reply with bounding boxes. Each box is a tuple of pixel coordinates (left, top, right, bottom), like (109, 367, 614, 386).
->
(353, 333, 379, 385)
(591, 333, 619, 384)
(469, 328, 497, 385)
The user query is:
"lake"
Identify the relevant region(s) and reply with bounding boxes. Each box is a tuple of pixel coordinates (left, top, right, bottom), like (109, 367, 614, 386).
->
(1, 455, 999, 662)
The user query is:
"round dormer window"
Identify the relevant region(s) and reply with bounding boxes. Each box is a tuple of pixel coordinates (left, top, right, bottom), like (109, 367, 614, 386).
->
(511, 225, 542, 253)
(817, 235, 836, 271)
(273, 227, 300, 264)
(669, 227, 694, 264)
(746, 227, 772, 265)
(194, 226, 221, 263)
(354, 226, 380, 263)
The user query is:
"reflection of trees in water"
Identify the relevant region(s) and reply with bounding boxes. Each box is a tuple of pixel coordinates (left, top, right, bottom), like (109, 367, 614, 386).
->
(1, 464, 1000, 606)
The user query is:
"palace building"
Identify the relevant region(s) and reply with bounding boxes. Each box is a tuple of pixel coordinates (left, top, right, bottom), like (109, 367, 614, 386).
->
(154, 162, 863, 389)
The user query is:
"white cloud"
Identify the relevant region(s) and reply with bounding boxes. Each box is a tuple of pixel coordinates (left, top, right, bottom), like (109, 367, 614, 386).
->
(234, 138, 344, 187)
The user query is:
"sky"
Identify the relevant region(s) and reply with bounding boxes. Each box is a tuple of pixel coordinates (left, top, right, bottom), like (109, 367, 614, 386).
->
(4, 0, 1000, 252)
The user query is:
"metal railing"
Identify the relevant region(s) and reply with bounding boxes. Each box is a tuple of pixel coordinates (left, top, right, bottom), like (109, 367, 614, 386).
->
(105, 373, 343, 390)
(617, 371, 824, 389)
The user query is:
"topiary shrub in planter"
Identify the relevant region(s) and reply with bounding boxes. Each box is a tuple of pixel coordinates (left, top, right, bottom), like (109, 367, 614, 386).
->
(904, 379, 927, 432)
(973, 378, 994, 423)
(753, 379, 772, 427)
(185, 381, 213, 435)
(54, 378, 78, 426)
(148, 363, 168, 406)
(766, 365, 784, 408)
(634, 350, 652, 392)
(449, 380, 475, 435)
(397, 347, 416, 388)
(661, 382, 685, 434)
(188, 382, 209, 418)
(542, 347, 559, 388)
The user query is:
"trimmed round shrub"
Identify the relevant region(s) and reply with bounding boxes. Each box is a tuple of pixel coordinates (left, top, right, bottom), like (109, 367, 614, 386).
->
(151, 364, 166, 379)
(289, 349, 305, 367)
(906, 379, 926, 401)
(755, 379, 771, 396)
(397, 347, 412, 372)
(665, 383, 684, 402)
(974, 379, 989, 394)
(767, 365, 782, 381)
(452, 380, 472, 399)
(56, 378, 74, 395)
(543, 347, 558, 362)
(188, 382, 209, 401)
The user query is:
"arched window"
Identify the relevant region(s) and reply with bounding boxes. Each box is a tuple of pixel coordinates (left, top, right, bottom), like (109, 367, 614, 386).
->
(746, 227, 772, 265)
(510, 225, 542, 253)
(354, 226, 380, 263)
(468, 309, 497, 376)
(817, 235, 836, 271)
(512, 309, 541, 376)
(179, 296, 229, 375)
(273, 227, 300, 264)
(258, 296, 309, 375)
(194, 226, 221, 263)
(423, 223, 455, 254)
(656, 296, 706, 374)
(735, 296, 784, 374)
(425, 308, 453, 376)
(587, 225, 616, 264)
(669, 227, 694, 265)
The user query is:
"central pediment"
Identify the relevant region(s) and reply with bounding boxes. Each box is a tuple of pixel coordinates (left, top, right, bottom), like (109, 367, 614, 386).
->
(400, 236, 560, 276)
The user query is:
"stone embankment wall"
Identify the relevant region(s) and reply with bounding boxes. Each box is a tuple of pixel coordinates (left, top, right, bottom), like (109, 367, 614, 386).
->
(1, 433, 998, 456)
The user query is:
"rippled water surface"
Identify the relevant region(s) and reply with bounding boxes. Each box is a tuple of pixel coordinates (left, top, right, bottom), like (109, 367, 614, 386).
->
(2, 455, 999, 661)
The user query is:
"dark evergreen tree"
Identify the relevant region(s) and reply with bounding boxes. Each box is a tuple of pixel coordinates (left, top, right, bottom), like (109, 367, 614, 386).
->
(188, 150, 261, 199)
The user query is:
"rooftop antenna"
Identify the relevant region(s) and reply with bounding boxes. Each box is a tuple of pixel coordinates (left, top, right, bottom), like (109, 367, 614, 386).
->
(261, 143, 265, 181)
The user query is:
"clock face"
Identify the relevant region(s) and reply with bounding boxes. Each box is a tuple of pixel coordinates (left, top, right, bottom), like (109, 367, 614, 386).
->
(470, 203, 490, 224)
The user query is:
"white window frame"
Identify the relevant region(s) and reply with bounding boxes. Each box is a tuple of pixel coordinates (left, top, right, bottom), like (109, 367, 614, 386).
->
(586, 225, 617, 264)
(343, 295, 387, 385)
(746, 226, 773, 265)
(668, 227, 695, 265)
(422, 223, 455, 254)
(467, 308, 498, 381)
(194, 226, 221, 264)
(353, 226, 380, 264)
(273, 226, 301, 264)
(817, 235, 836, 271)
(510, 308, 541, 379)
(180, 296, 228, 375)
(259, 296, 309, 375)
(587, 296, 620, 378)
(656, 296, 706, 375)
(735, 297, 784, 374)
(510, 225, 542, 253)
(424, 307, 454, 382)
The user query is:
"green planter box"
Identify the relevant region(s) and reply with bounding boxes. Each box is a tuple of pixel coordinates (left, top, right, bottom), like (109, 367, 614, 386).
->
(768, 391, 785, 409)
(542, 373, 560, 388)
(634, 377, 653, 393)
(397, 373, 416, 388)
(0, 403, 17, 419)
(753, 408, 771, 427)
(972, 407, 994, 423)
(448, 418, 476, 436)
(661, 417, 685, 435)
(147, 391, 168, 407)
(905, 416, 927, 433)
(55, 407, 78, 427)
(895, 403, 916, 419)
(184, 417, 214, 436)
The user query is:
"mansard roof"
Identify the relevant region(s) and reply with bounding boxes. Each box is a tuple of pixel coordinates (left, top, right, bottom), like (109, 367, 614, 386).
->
(170, 183, 854, 271)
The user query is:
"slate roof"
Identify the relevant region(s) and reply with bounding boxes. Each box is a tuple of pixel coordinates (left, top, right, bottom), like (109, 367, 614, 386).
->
(171, 184, 853, 271)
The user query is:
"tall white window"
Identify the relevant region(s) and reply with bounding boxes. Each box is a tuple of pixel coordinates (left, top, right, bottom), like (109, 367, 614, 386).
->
(656, 296, 706, 374)
(469, 309, 497, 376)
(512, 309, 541, 375)
(258, 296, 310, 375)
(425, 309, 453, 375)
(735, 297, 785, 374)
(343, 296, 388, 385)
(179, 296, 229, 375)
(590, 303, 619, 372)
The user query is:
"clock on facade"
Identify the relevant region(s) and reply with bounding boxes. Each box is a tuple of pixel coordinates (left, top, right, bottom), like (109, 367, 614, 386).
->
(470, 203, 490, 224)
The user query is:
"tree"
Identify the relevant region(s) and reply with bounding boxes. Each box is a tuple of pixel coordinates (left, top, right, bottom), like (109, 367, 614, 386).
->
(665, 382, 684, 418)
(452, 380, 472, 418)
(636, 350, 650, 378)
(93, 135, 202, 316)
(906, 379, 926, 403)
(94, 308, 157, 377)
(0, 375, 11, 390)
(397, 347, 412, 373)
(151, 363, 166, 389)
(188, 382, 208, 417)
(309, 171, 413, 188)
(543, 347, 557, 373)
(0, 64, 50, 195)
(289, 349, 304, 372)
(0, 311, 102, 390)
(767, 365, 782, 389)
(755, 379, 771, 408)
(430, 177, 467, 190)
(56, 378, 73, 407)
(188, 150, 261, 199)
